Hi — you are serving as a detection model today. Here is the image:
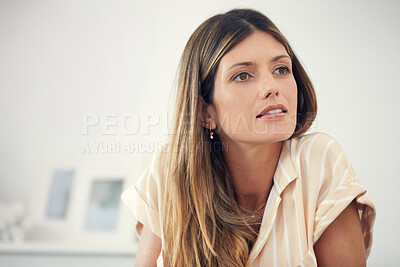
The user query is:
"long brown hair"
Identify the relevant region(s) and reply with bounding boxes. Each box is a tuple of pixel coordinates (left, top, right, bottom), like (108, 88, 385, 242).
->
(162, 8, 317, 266)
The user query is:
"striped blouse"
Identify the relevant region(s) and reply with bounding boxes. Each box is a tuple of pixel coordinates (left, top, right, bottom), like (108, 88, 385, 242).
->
(121, 132, 376, 266)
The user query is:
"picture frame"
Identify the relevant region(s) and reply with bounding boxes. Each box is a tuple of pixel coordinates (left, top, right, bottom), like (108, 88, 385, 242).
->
(27, 155, 137, 246)
(27, 158, 78, 241)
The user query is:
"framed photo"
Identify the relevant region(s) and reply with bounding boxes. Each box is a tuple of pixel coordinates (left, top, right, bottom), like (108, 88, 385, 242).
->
(84, 179, 123, 231)
(27, 159, 78, 241)
(45, 170, 74, 220)
(27, 156, 136, 245)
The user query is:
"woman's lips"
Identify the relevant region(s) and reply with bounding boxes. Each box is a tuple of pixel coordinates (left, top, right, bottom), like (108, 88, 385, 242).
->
(257, 104, 288, 118)
(257, 111, 286, 120)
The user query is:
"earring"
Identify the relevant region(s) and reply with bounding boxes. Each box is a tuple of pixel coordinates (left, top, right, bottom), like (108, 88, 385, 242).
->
(210, 125, 214, 140)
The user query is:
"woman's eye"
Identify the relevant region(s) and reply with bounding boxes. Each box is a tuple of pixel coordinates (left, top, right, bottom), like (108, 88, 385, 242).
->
(274, 66, 290, 75)
(233, 72, 250, 82)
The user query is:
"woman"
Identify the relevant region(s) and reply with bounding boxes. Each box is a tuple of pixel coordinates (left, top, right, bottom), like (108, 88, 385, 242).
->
(121, 8, 375, 267)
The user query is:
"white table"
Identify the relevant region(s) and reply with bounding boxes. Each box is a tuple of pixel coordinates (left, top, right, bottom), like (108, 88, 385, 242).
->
(0, 241, 137, 267)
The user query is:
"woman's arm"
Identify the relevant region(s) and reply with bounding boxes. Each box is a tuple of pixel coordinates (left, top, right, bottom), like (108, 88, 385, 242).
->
(135, 225, 162, 267)
(314, 199, 366, 267)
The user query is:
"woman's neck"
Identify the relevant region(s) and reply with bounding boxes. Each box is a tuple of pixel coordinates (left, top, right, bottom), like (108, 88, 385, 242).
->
(222, 140, 283, 211)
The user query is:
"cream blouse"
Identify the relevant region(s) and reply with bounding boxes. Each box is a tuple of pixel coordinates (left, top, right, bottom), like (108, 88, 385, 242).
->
(121, 132, 376, 266)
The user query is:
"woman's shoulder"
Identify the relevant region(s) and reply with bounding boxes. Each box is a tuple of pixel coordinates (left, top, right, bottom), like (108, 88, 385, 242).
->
(150, 142, 170, 167)
(291, 131, 339, 145)
(286, 131, 354, 176)
(289, 131, 345, 157)
(148, 142, 170, 185)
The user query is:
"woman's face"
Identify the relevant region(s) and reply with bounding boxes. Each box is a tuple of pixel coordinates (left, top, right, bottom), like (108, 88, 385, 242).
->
(207, 30, 297, 145)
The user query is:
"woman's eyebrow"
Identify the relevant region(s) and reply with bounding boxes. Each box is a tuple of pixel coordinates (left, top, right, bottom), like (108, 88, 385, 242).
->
(227, 61, 254, 71)
(270, 54, 291, 62)
(227, 55, 291, 71)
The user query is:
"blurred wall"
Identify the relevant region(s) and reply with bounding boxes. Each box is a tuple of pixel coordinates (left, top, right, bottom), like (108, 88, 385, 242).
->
(0, 0, 399, 266)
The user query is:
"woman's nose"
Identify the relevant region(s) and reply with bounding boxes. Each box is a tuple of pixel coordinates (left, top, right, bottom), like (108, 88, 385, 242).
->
(264, 88, 279, 98)
(260, 75, 280, 98)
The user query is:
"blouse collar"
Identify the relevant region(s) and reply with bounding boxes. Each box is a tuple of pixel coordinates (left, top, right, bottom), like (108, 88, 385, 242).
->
(273, 139, 298, 195)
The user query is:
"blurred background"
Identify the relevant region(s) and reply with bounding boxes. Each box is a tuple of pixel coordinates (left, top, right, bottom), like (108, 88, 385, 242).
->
(0, 0, 399, 266)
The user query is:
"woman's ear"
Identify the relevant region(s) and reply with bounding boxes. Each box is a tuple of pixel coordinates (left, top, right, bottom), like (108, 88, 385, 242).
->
(198, 96, 216, 130)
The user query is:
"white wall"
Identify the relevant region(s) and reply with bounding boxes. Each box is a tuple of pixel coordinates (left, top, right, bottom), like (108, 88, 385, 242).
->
(0, 0, 399, 266)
